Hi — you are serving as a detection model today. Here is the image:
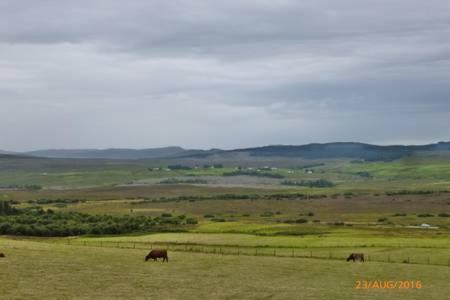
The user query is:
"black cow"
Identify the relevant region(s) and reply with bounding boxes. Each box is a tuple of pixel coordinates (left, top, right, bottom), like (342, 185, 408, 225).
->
(347, 253, 364, 262)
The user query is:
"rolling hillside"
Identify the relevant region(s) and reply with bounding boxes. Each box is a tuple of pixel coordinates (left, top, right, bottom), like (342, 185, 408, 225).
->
(2, 142, 450, 161)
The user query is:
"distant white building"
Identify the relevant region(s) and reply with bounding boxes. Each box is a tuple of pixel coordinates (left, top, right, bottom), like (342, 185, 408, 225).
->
(420, 223, 431, 228)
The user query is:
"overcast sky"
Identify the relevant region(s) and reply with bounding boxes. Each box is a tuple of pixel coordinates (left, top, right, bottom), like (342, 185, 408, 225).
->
(1, 0, 450, 151)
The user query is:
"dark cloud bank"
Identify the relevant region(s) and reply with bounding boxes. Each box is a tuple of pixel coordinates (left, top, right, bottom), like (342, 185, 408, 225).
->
(1, 0, 449, 151)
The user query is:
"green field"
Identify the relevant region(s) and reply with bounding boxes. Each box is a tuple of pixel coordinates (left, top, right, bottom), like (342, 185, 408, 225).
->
(2, 155, 450, 192)
(1, 238, 449, 299)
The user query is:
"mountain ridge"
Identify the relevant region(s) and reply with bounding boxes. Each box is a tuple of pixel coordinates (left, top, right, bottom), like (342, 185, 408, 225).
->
(1, 142, 449, 161)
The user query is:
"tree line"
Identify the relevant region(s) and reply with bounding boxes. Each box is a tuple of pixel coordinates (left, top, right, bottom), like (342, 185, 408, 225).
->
(0, 201, 197, 237)
(280, 179, 335, 188)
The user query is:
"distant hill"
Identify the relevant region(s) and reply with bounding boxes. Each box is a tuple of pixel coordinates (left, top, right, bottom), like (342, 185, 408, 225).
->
(0, 154, 31, 159)
(0, 150, 18, 155)
(225, 142, 450, 161)
(24, 147, 221, 160)
(3, 142, 450, 161)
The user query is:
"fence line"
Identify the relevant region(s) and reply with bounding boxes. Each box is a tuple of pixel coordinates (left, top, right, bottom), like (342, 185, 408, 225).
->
(65, 239, 450, 267)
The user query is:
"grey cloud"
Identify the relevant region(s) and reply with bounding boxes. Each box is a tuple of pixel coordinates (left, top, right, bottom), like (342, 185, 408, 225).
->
(0, 1, 449, 150)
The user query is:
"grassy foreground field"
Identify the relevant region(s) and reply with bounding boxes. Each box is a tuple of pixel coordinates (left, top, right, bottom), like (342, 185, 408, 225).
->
(69, 231, 450, 266)
(1, 237, 449, 300)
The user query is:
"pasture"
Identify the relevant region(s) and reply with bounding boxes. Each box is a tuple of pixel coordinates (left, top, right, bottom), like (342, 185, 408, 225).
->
(1, 237, 449, 299)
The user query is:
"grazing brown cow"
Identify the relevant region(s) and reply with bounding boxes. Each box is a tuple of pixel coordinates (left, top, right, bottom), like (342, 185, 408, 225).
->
(145, 249, 168, 262)
(0, 253, 5, 258)
(347, 253, 364, 262)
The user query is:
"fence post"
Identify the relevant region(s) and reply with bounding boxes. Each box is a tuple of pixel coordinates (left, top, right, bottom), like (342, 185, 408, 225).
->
(133, 243, 136, 249)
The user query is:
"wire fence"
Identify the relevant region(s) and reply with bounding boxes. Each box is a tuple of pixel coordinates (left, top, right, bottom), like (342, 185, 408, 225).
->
(66, 239, 450, 267)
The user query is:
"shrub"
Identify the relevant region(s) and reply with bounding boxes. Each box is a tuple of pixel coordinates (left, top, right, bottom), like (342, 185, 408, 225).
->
(260, 211, 274, 217)
(36, 198, 82, 205)
(160, 178, 208, 184)
(283, 219, 295, 224)
(417, 213, 434, 217)
(0, 206, 197, 237)
(385, 190, 435, 196)
(211, 218, 226, 222)
(281, 179, 335, 188)
(186, 218, 198, 224)
(438, 213, 450, 217)
(223, 170, 285, 179)
(392, 213, 407, 217)
(295, 218, 308, 224)
(0, 201, 19, 215)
